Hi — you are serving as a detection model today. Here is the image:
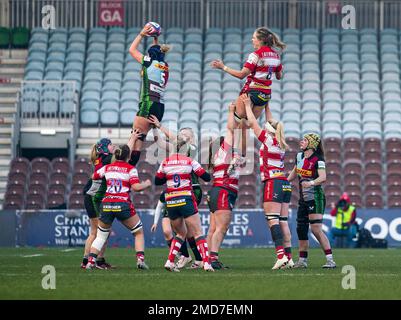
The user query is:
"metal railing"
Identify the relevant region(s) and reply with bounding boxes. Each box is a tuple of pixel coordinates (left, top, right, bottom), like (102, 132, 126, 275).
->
(2, 0, 401, 30)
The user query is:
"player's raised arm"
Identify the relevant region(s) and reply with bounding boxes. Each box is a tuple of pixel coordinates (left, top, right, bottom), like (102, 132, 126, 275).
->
(287, 165, 297, 182)
(154, 162, 167, 185)
(129, 25, 152, 63)
(210, 59, 251, 80)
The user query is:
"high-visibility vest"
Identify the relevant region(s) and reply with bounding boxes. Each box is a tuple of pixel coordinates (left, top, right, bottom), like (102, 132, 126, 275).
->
(335, 205, 355, 229)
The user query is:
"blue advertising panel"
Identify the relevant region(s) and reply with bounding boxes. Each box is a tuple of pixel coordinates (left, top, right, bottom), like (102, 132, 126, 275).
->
(5, 208, 400, 248)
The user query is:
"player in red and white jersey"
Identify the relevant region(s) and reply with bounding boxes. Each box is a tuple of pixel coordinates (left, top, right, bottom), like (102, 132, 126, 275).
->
(86, 143, 152, 270)
(155, 137, 214, 272)
(210, 27, 286, 155)
(243, 95, 294, 270)
(206, 102, 245, 270)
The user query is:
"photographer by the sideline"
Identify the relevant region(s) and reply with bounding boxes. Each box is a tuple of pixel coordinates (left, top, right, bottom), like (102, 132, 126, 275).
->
(328, 193, 358, 248)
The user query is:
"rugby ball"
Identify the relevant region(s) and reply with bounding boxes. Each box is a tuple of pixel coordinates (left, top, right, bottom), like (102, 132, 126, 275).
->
(145, 22, 162, 37)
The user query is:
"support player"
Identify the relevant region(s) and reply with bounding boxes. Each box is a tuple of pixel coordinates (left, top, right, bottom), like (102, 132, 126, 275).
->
(149, 117, 204, 269)
(86, 144, 152, 270)
(243, 94, 293, 269)
(155, 136, 214, 272)
(206, 102, 244, 270)
(81, 138, 115, 269)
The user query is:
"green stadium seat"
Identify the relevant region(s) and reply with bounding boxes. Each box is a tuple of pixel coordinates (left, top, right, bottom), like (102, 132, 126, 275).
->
(0, 27, 10, 49)
(11, 27, 30, 48)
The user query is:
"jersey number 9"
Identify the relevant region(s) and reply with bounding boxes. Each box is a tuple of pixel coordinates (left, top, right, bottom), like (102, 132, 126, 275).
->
(172, 174, 181, 188)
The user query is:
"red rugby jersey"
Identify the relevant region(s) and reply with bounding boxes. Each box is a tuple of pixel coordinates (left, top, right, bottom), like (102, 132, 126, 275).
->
(93, 160, 140, 203)
(242, 46, 283, 95)
(258, 129, 286, 181)
(156, 154, 206, 198)
(212, 141, 240, 193)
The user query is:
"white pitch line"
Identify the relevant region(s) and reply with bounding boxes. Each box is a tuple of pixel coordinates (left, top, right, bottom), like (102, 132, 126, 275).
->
(61, 249, 76, 252)
(21, 254, 44, 258)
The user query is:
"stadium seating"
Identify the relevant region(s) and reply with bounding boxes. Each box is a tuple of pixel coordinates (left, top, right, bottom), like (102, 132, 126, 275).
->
(3, 157, 70, 210)
(18, 27, 401, 208)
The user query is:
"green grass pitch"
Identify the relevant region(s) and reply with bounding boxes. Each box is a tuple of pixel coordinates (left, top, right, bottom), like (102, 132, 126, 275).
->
(0, 247, 400, 299)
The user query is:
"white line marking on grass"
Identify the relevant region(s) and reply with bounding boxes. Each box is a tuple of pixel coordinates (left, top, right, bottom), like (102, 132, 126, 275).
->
(21, 254, 44, 258)
(61, 249, 76, 252)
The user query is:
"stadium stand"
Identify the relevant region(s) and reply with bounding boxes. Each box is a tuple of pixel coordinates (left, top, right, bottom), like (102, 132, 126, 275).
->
(3, 26, 400, 210)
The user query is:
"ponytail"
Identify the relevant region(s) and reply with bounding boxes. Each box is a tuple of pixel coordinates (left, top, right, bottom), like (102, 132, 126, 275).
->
(114, 144, 130, 161)
(275, 122, 288, 151)
(255, 27, 286, 51)
(90, 144, 98, 165)
(160, 44, 171, 53)
(208, 136, 225, 171)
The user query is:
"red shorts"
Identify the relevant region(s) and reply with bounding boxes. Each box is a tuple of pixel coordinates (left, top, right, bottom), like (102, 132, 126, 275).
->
(263, 179, 292, 203)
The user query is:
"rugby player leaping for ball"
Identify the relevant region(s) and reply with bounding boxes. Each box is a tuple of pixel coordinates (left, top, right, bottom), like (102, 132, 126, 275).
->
(210, 27, 285, 156)
(128, 23, 170, 166)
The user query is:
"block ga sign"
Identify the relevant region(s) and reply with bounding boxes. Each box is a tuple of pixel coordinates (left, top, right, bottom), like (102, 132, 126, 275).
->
(98, 0, 124, 26)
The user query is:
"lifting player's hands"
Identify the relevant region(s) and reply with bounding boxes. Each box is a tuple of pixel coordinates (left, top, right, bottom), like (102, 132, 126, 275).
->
(143, 179, 152, 189)
(140, 25, 153, 37)
(301, 181, 313, 188)
(240, 93, 251, 107)
(228, 101, 236, 112)
(150, 223, 158, 233)
(131, 128, 142, 140)
(148, 115, 161, 129)
(210, 59, 224, 70)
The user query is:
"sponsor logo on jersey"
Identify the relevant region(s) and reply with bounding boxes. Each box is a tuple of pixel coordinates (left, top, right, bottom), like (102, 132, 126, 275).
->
(297, 168, 313, 177)
(250, 83, 271, 90)
(165, 190, 192, 200)
(269, 169, 285, 178)
(154, 63, 169, 71)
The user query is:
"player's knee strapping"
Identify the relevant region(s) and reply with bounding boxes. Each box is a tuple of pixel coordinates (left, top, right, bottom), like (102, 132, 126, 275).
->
(309, 219, 323, 224)
(265, 213, 280, 222)
(279, 216, 288, 222)
(296, 218, 309, 240)
(130, 220, 143, 234)
(92, 226, 110, 251)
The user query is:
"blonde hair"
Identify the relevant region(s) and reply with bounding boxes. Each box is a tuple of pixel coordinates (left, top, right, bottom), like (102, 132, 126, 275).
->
(90, 144, 98, 164)
(275, 122, 288, 151)
(255, 27, 286, 51)
(160, 44, 171, 53)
